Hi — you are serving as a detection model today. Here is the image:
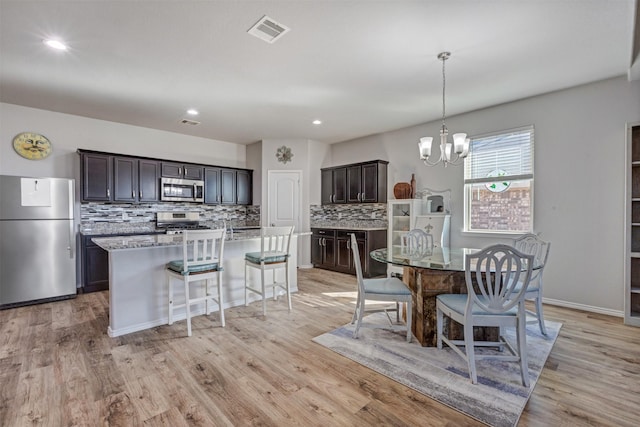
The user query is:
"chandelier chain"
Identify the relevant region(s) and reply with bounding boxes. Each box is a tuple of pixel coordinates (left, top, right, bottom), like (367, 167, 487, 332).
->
(442, 54, 446, 129)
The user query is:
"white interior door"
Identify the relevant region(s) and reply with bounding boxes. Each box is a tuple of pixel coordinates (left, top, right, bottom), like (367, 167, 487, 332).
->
(267, 171, 301, 230)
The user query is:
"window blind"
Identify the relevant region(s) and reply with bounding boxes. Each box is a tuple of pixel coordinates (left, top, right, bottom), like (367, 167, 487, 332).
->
(464, 126, 534, 184)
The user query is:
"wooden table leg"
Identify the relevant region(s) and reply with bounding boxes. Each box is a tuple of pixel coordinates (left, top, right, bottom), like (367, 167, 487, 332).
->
(403, 266, 498, 347)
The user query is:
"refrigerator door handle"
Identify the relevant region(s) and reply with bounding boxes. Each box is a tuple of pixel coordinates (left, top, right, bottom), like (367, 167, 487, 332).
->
(68, 220, 74, 259)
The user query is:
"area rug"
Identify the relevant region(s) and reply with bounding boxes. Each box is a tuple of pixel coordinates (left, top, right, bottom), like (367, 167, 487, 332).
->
(312, 312, 561, 427)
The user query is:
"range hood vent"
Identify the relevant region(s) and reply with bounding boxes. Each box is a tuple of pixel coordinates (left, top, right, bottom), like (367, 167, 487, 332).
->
(247, 15, 290, 44)
(180, 118, 200, 126)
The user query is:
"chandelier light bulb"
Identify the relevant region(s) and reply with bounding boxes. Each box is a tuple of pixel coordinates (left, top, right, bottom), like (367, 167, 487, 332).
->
(419, 137, 433, 158)
(453, 133, 467, 154)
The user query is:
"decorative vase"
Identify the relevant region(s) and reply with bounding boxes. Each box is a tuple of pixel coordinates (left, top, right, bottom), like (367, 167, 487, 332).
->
(410, 174, 416, 199)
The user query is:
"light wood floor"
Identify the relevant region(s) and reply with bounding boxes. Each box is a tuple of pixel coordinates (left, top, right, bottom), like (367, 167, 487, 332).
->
(1, 268, 639, 426)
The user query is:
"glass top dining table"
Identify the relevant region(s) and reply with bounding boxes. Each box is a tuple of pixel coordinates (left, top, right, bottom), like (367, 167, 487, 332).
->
(370, 246, 479, 272)
(370, 246, 542, 272)
(370, 245, 540, 347)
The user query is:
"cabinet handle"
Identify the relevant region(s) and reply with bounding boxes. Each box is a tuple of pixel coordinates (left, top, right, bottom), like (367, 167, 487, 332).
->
(358, 192, 362, 202)
(185, 168, 188, 175)
(132, 190, 135, 199)
(179, 167, 182, 175)
(139, 190, 142, 198)
(107, 188, 110, 197)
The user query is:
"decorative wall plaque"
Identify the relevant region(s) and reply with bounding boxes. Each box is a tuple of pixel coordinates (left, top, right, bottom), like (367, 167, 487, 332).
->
(276, 145, 293, 164)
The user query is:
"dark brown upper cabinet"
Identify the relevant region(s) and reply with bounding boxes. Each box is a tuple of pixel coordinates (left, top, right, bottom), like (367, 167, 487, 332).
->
(82, 153, 112, 201)
(204, 167, 221, 204)
(321, 167, 347, 204)
(79, 149, 250, 205)
(236, 169, 252, 205)
(138, 159, 160, 202)
(113, 156, 137, 202)
(221, 169, 236, 204)
(161, 162, 204, 180)
(81, 152, 160, 203)
(204, 167, 252, 205)
(321, 160, 387, 204)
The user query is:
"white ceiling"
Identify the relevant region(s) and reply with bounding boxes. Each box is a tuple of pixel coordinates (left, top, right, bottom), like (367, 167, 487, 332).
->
(0, 1, 637, 145)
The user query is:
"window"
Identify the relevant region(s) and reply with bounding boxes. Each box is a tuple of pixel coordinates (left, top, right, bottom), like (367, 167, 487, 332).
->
(464, 126, 534, 233)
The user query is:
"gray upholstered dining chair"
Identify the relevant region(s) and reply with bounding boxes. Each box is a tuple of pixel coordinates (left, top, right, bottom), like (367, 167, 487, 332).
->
(350, 233, 413, 342)
(436, 244, 534, 386)
(166, 228, 226, 337)
(513, 233, 551, 335)
(244, 226, 294, 315)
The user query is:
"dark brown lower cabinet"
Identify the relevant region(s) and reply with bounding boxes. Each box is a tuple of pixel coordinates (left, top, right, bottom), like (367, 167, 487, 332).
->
(312, 228, 386, 277)
(82, 234, 109, 293)
(81, 232, 165, 293)
(311, 229, 335, 268)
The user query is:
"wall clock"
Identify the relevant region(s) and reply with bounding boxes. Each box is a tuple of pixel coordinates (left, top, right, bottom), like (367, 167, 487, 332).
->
(276, 145, 293, 164)
(12, 132, 52, 160)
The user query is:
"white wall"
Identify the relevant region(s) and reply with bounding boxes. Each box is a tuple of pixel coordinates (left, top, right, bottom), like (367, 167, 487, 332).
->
(308, 140, 332, 206)
(330, 76, 640, 315)
(0, 103, 246, 179)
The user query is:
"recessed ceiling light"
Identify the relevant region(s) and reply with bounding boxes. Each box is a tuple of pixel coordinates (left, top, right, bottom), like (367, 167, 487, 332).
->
(43, 39, 68, 51)
(312, 119, 322, 125)
(186, 109, 199, 116)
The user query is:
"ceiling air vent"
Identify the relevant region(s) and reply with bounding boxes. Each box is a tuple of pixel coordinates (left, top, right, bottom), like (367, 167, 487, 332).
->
(180, 118, 200, 126)
(247, 15, 290, 44)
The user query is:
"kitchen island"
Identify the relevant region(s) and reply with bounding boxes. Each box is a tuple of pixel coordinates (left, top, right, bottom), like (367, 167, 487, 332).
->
(92, 230, 301, 337)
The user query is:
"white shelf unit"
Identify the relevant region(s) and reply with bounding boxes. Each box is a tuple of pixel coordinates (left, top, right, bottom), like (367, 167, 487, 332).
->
(625, 123, 640, 327)
(386, 198, 451, 278)
(387, 199, 423, 277)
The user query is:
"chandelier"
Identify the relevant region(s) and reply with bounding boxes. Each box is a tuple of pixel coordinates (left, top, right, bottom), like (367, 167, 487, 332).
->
(418, 52, 469, 167)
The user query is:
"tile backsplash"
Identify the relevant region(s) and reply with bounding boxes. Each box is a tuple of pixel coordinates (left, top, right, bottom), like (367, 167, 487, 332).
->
(310, 203, 387, 228)
(80, 202, 260, 232)
(81, 201, 389, 234)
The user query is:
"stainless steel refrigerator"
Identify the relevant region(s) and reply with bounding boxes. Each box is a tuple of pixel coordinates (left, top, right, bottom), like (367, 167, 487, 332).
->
(0, 175, 77, 308)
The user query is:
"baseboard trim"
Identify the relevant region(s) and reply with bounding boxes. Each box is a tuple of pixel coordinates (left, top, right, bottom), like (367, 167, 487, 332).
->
(542, 297, 624, 318)
(298, 264, 314, 269)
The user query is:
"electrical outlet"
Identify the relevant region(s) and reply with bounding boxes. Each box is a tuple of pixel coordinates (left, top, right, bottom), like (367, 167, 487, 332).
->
(122, 212, 128, 220)
(371, 212, 376, 219)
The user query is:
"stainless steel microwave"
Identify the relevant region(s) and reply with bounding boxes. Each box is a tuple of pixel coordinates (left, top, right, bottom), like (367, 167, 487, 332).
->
(160, 177, 204, 203)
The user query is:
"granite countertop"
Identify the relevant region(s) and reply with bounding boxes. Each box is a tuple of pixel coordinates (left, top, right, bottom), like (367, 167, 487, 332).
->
(80, 223, 262, 236)
(310, 224, 387, 231)
(92, 230, 311, 251)
(92, 229, 262, 250)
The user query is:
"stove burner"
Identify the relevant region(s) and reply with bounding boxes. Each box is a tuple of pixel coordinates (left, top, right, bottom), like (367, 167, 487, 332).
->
(162, 224, 210, 235)
(156, 211, 209, 234)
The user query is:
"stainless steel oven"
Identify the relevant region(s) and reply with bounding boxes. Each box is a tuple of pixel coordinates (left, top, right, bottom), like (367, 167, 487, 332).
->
(160, 178, 204, 202)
